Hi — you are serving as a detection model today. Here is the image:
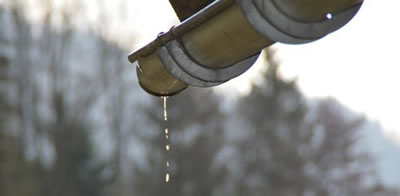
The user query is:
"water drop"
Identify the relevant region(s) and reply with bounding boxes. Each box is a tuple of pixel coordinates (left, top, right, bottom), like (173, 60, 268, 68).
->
(166, 173, 170, 182)
(163, 97, 168, 121)
(326, 13, 333, 20)
(162, 96, 171, 183)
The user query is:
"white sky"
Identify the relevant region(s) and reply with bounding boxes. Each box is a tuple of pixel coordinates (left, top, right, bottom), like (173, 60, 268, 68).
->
(127, 0, 400, 142)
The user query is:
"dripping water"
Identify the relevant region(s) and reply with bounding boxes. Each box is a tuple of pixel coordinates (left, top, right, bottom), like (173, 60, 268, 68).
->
(165, 173, 170, 183)
(164, 97, 168, 121)
(162, 96, 170, 183)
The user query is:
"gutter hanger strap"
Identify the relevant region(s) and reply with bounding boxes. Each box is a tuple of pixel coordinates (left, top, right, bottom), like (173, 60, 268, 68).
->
(236, 0, 363, 44)
(157, 39, 260, 86)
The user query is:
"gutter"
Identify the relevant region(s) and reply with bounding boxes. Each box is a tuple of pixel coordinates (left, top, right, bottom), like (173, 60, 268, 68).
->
(128, 0, 363, 96)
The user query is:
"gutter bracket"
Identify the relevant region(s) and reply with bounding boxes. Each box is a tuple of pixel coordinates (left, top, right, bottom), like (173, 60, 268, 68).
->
(236, 0, 363, 44)
(157, 39, 260, 87)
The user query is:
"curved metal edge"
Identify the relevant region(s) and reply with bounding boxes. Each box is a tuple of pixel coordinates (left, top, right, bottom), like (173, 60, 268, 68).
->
(156, 46, 222, 87)
(236, 0, 362, 44)
(138, 81, 187, 97)
(165, 39, 260, 82)
(236, 0, 313, 44)
(136, 67, 187, 97)
(254, 0, 363, 40)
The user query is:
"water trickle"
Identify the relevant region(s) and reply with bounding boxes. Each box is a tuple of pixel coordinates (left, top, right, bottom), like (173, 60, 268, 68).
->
(162, 96, 170, 183)
(163, 97, 168, 121)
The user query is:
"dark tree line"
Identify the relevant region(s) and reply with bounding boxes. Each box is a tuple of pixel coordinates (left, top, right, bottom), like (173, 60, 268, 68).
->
(0, 2, 123, 196)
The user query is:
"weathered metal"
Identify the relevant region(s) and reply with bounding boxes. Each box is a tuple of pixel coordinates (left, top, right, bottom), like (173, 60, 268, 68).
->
(180, 4, 274, 68)
(136, 53, 187, 96)
(237, 0, 363, 44)
(169, 0, 215, 21)
(274, 0, 363, 21)
(156, 43, 222, 87)
(129, 0, 363, 96)
(128, 0, 235, 63)
(163, 40, 260, 84)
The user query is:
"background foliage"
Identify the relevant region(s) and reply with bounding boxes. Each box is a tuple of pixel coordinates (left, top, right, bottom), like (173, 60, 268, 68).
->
(0, 1, 398, 195)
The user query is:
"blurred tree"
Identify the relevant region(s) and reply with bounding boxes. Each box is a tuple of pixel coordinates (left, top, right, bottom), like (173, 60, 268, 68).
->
(1, 1, 124, 196)
(133, 89, 227, 196)
(131, 50, 398, 196)
(229, 50, 398, 196)
(0, 32, 42, 196)
(0, 112, 43, 196)
(42, 94, 108, 196)
(1, 1, 398, 196)
(0, 130, 43, 196)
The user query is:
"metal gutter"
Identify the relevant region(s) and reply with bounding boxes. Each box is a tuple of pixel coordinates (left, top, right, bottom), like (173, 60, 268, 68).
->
(128, 0, 235, 63)
(128, 0, 363, 96)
